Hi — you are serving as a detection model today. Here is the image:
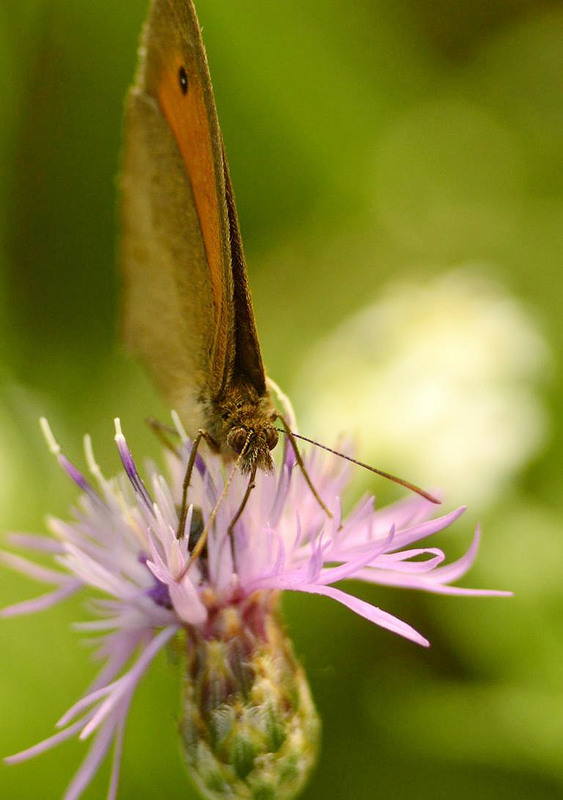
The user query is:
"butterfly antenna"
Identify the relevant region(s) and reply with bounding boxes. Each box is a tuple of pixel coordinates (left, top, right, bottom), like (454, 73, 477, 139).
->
(277, 429, 440, 505)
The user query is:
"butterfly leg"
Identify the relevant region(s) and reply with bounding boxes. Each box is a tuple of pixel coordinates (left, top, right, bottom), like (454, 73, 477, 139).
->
(176, 429, 217, 539)
(275, 413, 332, 519)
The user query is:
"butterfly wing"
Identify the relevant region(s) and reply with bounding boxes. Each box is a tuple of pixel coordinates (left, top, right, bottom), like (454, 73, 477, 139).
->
(121, 0, 266, 433)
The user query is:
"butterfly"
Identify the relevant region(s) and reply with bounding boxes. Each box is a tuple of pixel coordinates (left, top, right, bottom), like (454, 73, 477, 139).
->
(119, 0, 438, 532)
(120, 0, 279, 479)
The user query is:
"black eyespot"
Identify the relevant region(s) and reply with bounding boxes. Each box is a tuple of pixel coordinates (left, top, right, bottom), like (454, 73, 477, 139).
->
(178, 66, 188, 95)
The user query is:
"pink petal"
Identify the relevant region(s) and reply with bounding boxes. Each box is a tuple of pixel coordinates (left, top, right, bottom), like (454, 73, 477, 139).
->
(356, 566, 512, 596)
(57, 684, 115, 729)
(5, 532, 64, 553)
(317, 527, 396, 585)
(2, 580, 82, 617)
(428, 524, 481, 583)
(4, 720, 85, 764)
(374, 548, 445, 573)
(80, 626, 178, 740)
(269, 463, 291, 525)
(390, 506, 467, 550)
(63, 717, 117, 800)
(77, 631, 148, 708)
(0, 551, 72, 585)
(106, 703, 130, 800)
(169, 580, 207, 625)
(258, 576, 429, 646)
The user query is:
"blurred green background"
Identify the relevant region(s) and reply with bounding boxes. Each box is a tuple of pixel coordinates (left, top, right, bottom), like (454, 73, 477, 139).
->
(1, 0, 563, 798)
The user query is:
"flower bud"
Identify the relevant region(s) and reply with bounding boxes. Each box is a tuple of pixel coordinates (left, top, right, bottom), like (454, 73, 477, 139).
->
(180, 592, 320, 799)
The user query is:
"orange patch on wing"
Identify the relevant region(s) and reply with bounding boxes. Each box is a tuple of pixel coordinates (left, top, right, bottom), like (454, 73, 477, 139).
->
(157, 53, 224, 324)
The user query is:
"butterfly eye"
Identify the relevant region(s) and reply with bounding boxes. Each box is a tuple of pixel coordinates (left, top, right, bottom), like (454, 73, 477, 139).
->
(265, 428, 279, 451)
(178, 66, 188, 95)
(229, 428, 249, 455)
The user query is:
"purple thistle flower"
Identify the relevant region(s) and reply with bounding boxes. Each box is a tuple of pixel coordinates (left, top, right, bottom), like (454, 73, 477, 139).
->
(1, 416, 510, 800)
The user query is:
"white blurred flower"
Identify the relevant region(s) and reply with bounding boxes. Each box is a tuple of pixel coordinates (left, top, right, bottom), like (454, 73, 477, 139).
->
(293, 269, 551, 508)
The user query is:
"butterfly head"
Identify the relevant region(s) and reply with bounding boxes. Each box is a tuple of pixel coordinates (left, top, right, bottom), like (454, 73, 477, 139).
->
(211, 386, 279, 473)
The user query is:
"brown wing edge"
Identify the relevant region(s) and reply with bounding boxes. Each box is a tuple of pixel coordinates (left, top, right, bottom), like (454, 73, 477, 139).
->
(222, 146, 267, 398)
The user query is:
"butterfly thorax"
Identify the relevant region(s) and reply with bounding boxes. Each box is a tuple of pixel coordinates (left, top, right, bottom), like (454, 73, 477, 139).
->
(206, 383, 278, 473)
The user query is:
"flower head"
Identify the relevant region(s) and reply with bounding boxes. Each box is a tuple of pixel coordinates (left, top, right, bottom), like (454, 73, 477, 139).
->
(1, 415, 509, 799)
